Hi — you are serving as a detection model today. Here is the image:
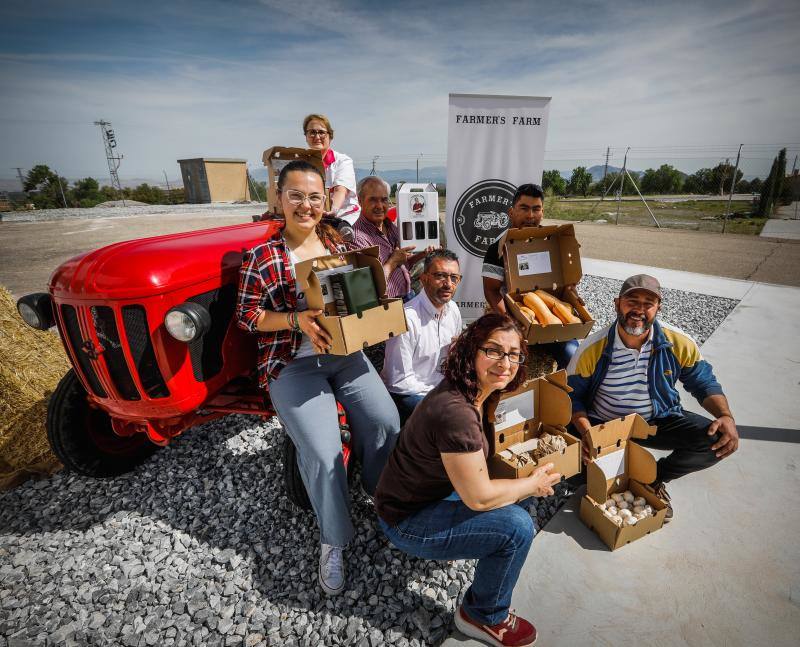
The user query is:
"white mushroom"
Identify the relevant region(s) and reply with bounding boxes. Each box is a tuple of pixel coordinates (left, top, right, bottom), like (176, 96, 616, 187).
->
(634, 512, 647, 521)
(611, 493, 624, 503)
(617, 500, 630, 510)
(632, 505, 645, 515)
(624, 515, 638, 526)
(633, 497, 647, 507)
(622, 491, 635, 503)
(605, 499, 616, 509)
(610, 515, 623, 526)
(619, 508, 633, 519)
(644, 505, 653, 515)
(606, 506, 618, 516)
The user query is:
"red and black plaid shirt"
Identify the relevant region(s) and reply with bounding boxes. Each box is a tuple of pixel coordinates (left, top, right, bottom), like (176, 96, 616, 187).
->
(236, 225, 349, 392)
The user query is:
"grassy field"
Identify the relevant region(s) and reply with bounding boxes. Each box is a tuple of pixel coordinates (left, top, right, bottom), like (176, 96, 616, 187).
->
(434, 196, 767, 235)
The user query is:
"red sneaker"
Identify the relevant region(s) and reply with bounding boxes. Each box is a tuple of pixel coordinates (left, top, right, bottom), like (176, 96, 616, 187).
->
(454, 605, 537, 646)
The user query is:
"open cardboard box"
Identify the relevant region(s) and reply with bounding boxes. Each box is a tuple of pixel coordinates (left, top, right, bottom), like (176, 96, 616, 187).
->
(579, 414, 669, 551)
(486, 370, 581, 480)
(262, 146, 327, 214)
(295, 246, 408, 356)
(499, 224, 594, 344)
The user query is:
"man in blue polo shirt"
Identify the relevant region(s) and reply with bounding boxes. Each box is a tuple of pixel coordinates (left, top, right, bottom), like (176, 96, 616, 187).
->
(567, 274, 739, 519)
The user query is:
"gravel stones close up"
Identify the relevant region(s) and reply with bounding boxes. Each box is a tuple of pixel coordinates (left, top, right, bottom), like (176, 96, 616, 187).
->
(0, 276, 738, 646)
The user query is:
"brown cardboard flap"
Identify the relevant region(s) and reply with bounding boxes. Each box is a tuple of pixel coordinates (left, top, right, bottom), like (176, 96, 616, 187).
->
(626, 441, 657, 485)
(538, 372, 572, 427)
(296, 246, 387, 310)
(584, 414, 655, 458)
(262, 146, 326, 213)
(489, 381, 539, 451)
(501, 224, 583, 294)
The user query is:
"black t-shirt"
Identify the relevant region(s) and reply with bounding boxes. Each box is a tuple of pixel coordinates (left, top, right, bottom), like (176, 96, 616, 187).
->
(375, 379, 491, 526)
(482, 238, 504, 284)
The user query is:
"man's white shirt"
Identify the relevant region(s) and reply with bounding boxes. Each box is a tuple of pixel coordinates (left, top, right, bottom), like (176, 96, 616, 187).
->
(381, 289, 462, 396)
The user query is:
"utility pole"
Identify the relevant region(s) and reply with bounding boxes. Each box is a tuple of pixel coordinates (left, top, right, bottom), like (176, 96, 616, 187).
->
(13, 167, 26, 190)
(416, 153, 423, 183)
(615, 147, 629, 225)
(163, 170, 173, 204)
(370, 156, 379, 176)
(57, 177, 68, 208)
(722, 145, 742, 234)
(719, 157, 730, 196)
(601, 147, 610, 201)
(792, 155, 799, 220)
(94, 119, 125, 206)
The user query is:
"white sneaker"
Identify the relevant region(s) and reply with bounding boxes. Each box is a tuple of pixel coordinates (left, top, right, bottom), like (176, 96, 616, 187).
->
(319, 543, 345, 595)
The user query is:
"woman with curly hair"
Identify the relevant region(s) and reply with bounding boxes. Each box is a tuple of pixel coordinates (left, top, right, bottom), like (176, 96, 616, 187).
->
(374, 313, 560, 647)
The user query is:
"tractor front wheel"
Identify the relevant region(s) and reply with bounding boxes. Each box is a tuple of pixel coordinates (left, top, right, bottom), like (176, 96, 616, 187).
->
(47, 369, 158, 477)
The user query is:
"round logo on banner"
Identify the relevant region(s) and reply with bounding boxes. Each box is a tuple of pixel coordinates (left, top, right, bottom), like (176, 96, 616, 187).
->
(453, 179, 516, 257)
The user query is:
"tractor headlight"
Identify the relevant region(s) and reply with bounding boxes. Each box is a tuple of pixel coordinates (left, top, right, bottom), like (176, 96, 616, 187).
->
(16, 293, 55, 330)
(164, 303, 211, 342)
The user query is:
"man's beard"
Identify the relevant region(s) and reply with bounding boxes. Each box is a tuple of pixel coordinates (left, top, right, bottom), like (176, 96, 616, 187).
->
(617, 310, 653, 336)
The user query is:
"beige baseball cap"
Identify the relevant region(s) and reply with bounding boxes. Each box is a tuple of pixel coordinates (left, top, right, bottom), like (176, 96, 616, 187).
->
(619, 274, 662, 300)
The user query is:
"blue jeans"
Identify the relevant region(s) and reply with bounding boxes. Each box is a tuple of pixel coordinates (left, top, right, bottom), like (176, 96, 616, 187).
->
(540, 339, 579, 370)
(378, 498, 535, 625)
(270, 352, 400, 546)
(390, 392, 425, 427)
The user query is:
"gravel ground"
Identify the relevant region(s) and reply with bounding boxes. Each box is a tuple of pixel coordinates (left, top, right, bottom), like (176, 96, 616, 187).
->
(0, 202, 267, 223)
(0, 277, 738, 646)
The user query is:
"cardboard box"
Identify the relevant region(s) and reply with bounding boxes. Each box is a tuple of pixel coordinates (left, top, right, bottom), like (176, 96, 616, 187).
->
(262, 146, 327, 214)
(579, 414, 669, 550)
(295, 246, 408, 355)
(486, 370, 581, 480)
(499, 224, 594, 344)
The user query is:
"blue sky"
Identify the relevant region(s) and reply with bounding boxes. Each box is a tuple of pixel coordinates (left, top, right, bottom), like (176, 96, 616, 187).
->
(1, 0, 798, 184)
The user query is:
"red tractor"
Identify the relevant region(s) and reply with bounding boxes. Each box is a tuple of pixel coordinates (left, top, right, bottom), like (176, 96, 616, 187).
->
(16, 220, 350, 510)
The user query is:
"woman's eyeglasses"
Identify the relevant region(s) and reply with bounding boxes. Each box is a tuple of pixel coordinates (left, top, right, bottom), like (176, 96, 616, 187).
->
(305, 129, 329, 138)
(284, 190, 325, 208)
(479, 347, 527, 365)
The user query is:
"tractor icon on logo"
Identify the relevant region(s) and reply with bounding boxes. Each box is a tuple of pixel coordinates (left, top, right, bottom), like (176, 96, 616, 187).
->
(474, 211, 509, 231)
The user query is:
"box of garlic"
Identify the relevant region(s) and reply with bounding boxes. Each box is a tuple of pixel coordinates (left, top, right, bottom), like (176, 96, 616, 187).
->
(579, 413, 669, 550)
(486, 370, 581, 480)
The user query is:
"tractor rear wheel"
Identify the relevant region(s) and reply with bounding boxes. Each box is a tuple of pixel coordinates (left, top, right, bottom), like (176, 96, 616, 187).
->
(47, 369, 158, 477)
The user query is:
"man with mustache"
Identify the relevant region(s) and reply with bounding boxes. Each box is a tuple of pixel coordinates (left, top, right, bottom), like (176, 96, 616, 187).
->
(381, 249, 463, 426)
(566, 274, 739, 519)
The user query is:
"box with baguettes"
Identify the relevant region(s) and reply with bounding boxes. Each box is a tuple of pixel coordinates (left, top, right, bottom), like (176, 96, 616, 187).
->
(499, 224, 594, 344)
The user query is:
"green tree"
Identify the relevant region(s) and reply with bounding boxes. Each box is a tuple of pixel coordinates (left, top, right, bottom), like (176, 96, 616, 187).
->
(567, 166, 592, 197)
(129, 183, 167, 204)
(683, 168, 714, 194)
(710, 162, 744, 196)
(640, 164, 684, 194)
(774, 148, 787, 206)
(23, 164, 69, 209)
(757, 157, 778, 216)
(70, 177, 104, 208)
(542, 170, 566, 196)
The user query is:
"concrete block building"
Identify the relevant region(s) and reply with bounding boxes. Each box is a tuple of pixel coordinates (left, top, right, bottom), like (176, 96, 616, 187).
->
(177, 158, 250, 203)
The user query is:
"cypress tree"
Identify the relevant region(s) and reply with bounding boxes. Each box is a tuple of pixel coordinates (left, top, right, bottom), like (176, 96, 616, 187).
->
(758, 157, 778, 217)
(774, 148, 787, 207)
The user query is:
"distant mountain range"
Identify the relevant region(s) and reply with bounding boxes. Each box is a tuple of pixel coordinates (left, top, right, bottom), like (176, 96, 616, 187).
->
(248, 165, 448, 186)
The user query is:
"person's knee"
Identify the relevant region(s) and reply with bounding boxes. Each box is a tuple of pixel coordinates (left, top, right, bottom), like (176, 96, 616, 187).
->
(503, 505, 536, 548)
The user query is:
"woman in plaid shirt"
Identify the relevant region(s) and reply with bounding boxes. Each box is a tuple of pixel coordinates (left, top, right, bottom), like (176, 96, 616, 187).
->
(236, 160, 400, 596)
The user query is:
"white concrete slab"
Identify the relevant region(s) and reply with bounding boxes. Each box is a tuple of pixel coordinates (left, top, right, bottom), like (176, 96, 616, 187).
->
(760, 217, 800, 240)
(444, 262, 800, 646)
(582, 257, 754, 300)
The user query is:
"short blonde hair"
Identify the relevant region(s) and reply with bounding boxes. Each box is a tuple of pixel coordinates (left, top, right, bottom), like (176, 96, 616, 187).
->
(302, 113, 334, 139)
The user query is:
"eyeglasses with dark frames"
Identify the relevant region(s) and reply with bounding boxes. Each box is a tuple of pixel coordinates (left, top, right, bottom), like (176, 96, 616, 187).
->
(479, 347, 527, 365)
(430, 272, 462, 284)
(305, 129, 329, 138)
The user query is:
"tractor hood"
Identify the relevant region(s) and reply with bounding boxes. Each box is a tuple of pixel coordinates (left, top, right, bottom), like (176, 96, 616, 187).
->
(50, 221, 281, 300)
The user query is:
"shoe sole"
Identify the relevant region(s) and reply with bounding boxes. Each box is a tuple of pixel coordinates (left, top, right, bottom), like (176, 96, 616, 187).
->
(454, 609, 537, 647)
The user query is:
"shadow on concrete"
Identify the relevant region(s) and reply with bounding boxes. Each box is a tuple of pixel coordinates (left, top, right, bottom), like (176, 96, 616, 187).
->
(738, 425, 800, 443)
(537, 489, 609, 552)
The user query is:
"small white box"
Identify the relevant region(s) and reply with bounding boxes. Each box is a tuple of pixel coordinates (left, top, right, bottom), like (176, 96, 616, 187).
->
(396, 183, 440, 251)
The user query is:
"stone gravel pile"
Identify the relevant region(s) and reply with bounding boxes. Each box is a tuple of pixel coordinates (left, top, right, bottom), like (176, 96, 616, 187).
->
(0, 277, 738, 646)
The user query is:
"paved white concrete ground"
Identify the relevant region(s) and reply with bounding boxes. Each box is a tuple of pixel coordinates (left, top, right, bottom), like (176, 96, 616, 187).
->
(760, 201, 800, 239)
(445, 260, 800, 647)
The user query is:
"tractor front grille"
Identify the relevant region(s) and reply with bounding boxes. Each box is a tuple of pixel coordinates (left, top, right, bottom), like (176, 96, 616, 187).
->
(186, 285, 236, 381)
(58, 302, 169, 401)
(122, 305, 170, 399)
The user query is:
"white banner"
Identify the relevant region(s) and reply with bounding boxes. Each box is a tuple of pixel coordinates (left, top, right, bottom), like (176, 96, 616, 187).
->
(445, 94, 551, 321)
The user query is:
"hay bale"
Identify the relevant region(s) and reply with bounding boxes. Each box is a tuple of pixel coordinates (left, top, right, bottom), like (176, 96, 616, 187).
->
(0, 285, 69, 489)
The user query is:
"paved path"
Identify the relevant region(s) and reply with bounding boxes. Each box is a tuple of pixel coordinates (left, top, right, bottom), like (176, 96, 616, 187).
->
(445, 261, 800, 647)
(761, 201, 800, 239)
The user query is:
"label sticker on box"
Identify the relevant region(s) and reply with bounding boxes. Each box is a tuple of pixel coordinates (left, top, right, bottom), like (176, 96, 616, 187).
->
(315, 265, 354, 304)
(517, 251, 552, 276)
(493, 392, 534, 432)
(595, 449, 625, 479)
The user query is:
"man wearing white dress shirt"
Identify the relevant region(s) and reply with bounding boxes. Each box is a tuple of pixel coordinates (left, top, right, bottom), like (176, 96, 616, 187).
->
(381, 249, 463, 425)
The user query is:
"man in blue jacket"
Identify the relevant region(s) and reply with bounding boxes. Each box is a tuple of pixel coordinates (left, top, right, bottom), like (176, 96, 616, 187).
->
(567, 274, 738, 519)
